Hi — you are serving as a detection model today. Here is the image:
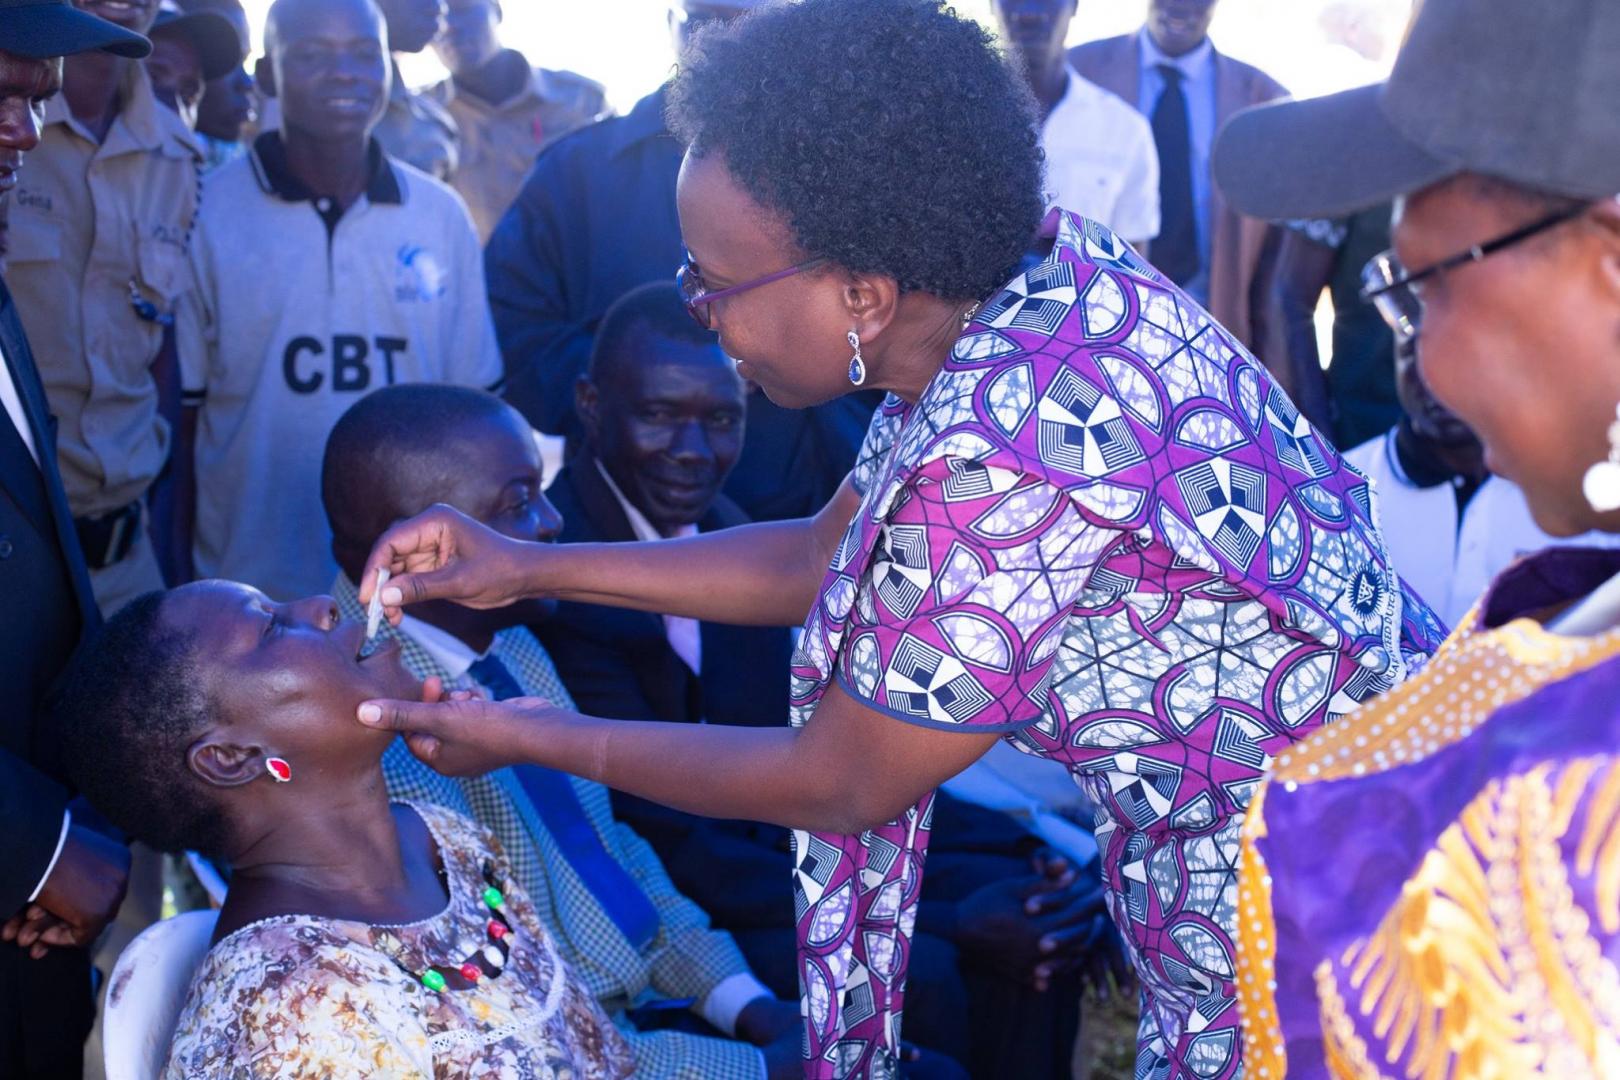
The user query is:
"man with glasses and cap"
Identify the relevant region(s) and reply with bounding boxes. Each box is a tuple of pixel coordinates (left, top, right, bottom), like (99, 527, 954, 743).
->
(0, 7, 150, 1075)
(1213, 0, 1620, 1074)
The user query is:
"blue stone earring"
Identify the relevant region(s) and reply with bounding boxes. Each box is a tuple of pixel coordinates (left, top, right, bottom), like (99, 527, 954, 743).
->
(847, 330, 866, 386)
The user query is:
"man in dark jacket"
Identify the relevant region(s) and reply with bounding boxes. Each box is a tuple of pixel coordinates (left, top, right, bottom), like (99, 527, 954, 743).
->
(0, 5, 150, 1074)
(483, 0, 879, 523)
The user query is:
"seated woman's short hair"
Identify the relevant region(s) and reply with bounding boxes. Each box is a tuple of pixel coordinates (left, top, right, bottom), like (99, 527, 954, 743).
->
(55, 591, 229, 857)
(668, 0, 1046, 302)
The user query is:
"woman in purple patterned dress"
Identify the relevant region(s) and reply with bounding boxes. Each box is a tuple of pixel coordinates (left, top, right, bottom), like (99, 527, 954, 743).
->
(352, 2, 1442, 1076)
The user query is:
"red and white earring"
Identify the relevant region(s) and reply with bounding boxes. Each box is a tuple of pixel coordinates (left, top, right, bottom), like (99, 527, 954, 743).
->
(265, 757, 293, 784)
(1583, 402, 1620, 513)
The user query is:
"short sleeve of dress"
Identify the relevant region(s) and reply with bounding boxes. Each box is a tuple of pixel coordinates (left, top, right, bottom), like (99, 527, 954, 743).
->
(837, 459, 1105, 732)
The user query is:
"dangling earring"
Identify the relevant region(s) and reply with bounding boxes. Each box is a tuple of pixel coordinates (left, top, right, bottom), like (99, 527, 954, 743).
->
(265, 757, 293, 783)
(1584, 402, 1620, 512)
(847, 330, 866, 387)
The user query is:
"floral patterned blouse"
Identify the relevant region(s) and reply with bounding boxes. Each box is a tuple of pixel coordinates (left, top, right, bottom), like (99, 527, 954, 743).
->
(164, 803, 634, 1079)
(787, 211, 1445, 1079)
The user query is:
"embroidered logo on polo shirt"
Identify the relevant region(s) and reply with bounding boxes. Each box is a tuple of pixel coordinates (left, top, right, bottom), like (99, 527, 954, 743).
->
(395, 244, 447, 303)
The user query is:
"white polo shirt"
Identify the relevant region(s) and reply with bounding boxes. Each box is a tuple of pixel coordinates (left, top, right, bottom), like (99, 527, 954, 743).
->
(182, 134, 504, 599)
(1347, 428, 1620, 627)
(1041, 68, 1161, 244)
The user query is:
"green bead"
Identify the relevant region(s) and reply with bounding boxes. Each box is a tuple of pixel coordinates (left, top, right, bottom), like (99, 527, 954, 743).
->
(421, 969, 447, 993)
(482, 886, 505, 910)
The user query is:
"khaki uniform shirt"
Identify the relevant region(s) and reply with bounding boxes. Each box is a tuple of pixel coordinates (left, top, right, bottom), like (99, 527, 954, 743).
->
(6, 62, 201, 518)
(373, 66, 459, 183)
(428, 56, 611, 242)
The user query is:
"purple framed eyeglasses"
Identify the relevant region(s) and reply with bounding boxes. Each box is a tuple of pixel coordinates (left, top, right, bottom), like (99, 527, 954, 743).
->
(676, 252, 827, 330)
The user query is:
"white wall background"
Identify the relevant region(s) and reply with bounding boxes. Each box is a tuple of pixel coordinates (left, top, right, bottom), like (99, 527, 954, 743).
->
(236, 0, 1415, 113)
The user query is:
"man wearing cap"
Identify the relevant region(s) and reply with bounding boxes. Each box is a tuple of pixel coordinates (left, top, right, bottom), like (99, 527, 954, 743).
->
(1069, 0, 1288, 355)
(1212, 0, 1620, 1075)
(429, 0, 611, 243)
(145, 1, 244, 131)
(4, 0, 204, 618)
(485, 0, 882, 525)
(175, 0, 256, 171)
(0, 8, 150, 1074)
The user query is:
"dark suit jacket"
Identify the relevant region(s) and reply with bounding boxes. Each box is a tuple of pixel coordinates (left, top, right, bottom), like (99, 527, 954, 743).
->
(0, 273, 101, 1073)
(0, 273, 99, 916)
(537, 458, 1043, 936)
(1069, 32, 1289, 353)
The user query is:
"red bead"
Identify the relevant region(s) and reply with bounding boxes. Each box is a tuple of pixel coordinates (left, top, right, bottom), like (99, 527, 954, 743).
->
(487, 919, 507, 940)
(459, 962, 481, 983)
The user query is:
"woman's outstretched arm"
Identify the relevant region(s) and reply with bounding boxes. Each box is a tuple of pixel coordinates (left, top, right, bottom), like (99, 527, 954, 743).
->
(358, 680, 1001, 836)
(359, 478, 862, 628)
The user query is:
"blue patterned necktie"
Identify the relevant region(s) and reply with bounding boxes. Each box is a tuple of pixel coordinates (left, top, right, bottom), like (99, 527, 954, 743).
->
(1151, 63, 1201, 286)
(467, 653, 661, 951)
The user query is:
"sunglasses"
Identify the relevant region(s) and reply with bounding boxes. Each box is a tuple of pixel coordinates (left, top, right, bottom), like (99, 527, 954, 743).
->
(676, 252, 826, 331)
(1360, 201, 1593, 344)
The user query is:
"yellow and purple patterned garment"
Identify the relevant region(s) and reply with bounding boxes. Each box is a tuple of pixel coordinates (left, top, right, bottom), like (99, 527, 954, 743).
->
(1237, 546, 1620, 1079)
(164, 803, 634, 1079)
(789, 210, 1444, 1079)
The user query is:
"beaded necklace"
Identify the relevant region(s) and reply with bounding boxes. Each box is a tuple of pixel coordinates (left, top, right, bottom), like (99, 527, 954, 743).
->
(382, 860, 517, 993)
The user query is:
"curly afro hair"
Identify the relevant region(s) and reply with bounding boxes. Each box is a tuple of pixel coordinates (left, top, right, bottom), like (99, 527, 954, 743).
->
(668, 0, 1045, 302)
(55, 591, 231, 858)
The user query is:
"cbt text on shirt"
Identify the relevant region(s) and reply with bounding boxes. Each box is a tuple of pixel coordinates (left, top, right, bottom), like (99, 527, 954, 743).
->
(181, 134, 504, 600)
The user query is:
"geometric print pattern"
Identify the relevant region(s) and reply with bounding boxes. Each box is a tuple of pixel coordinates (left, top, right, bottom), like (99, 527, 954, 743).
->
(789, 210, 1445, 1079)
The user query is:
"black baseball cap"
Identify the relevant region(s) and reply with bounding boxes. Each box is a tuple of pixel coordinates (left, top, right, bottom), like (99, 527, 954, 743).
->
(0, 0, 153, 60)
(1212, 0, 1620, 221)
(152, 2, 246, 81)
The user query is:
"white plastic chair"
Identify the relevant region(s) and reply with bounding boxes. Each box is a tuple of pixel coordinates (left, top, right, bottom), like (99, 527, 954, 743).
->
(102, 909, 218, 1080)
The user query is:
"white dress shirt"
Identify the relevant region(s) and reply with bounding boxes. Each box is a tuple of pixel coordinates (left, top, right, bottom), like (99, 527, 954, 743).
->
(1, 342, 40, 466)
(595, 461, 702, 674)
(1347, 428, 1620, 627)
(1041, 68, 1161, 243)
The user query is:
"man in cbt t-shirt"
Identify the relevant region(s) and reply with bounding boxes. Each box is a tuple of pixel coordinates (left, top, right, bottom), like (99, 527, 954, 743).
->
(179, 0, 502, 601)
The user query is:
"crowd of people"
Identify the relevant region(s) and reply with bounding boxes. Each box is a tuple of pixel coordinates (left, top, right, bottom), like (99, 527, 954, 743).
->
(2, 0, 1616, 1078)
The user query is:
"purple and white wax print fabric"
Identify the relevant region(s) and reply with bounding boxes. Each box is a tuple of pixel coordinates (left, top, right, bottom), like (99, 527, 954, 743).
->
(787, 211, 1444, 1079)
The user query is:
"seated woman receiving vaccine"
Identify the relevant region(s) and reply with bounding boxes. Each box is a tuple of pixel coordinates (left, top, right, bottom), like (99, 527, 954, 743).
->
(55, 583, 632, 1080)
